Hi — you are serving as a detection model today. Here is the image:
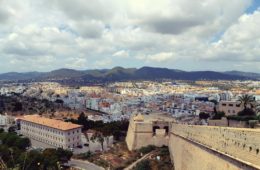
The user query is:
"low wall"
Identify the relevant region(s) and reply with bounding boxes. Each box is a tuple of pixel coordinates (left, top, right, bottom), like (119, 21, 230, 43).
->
(228, 120, 248, 128)
(208, 118, 248, 128)
(208, 118, 228, 127)
(170, 124, 260, 169)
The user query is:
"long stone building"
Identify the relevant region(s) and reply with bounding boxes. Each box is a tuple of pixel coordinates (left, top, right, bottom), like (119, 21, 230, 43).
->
(17, 115, 82, 149)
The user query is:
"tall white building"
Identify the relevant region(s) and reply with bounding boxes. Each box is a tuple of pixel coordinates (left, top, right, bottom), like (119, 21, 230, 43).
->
(18, 115, 82, 149)
(0, 113, 15, 128)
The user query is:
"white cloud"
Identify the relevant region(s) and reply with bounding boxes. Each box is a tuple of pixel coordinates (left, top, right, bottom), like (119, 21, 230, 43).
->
(113, 50, 129, 58)
(0, 0, 259, 73)
(146, 52, 174, 62)
(94, 58, 112, 68)
(204, 10, 260, 62)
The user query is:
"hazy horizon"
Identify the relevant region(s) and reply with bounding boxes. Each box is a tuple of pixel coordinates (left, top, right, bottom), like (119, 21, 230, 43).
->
(1, 66, 260, 74)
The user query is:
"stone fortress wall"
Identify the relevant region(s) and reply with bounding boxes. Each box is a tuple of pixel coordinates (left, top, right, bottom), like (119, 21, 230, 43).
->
(170, 124, 260, 170)
(169, 134, 255, 170)
(126, 116, 170, 151)
(126, 114, 260, 170)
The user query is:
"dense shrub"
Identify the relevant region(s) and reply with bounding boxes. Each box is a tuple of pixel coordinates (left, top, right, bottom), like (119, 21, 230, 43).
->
(227, 115, 258, 121)
(138, 145, 156, 154)
(199, 112, 210, 119)
(237, 108, 256, 116)
(134, 160, 151, 170)
(212, 112, 225, 120)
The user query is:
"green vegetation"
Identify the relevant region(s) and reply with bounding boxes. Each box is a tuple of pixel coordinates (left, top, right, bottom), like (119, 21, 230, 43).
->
(134, 160, 151, 170)
(0, 130, 72, 169)
(74, 151, 93, 160)
(212, 111, 225, 120)
(0, 95, 59, 114)
(0, 131, 30, 150)
(238, 94, 255, 110)
(199, 112, 210, 119)
(90, 132, 105, 151)
(138, 145, 156, 155)
(226, 115, 258, 121)
(237, 108, 256, 116)
(68, 112, 129, 141)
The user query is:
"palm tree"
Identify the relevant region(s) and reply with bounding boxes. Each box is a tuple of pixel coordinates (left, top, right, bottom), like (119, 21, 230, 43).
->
(238, 94, 255, 110)
(255, 103, 260, 115)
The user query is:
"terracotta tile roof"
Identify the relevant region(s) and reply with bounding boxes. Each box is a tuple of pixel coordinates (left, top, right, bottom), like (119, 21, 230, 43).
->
(18, 115, 82, 131)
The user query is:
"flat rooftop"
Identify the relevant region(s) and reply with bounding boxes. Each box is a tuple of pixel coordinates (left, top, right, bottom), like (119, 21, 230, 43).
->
(18, 115, 82, 131)
(133, 112, 176, 123)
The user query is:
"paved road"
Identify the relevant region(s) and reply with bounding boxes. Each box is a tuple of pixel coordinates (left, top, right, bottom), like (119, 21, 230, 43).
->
(124, 152, 154, 170)
(69, 159, 105, 170)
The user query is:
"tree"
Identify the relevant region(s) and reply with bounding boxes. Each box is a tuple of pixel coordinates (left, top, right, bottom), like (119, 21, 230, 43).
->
(14, 137, 31, 150)
(112, 130, 121, 141)
(55, 148, 73, 162)
(254, 103, 260, 114)
(4, 134, 18, 147)
(12, 101, 23, 112)
(19, 150, 44, 170)
(8, 126, 16, 133)
(138, 145, 156, 154)
(199, 112, 210, 119)
(0, 145, 11, 167)
(55, 99, 64, 105)
(237, 108, 256, 116)
(78, 112, 87, 125)
(134, 160, 151, 170)
(91, 132, 105, 151)
(238, 94, 255, 110)
(212, 111, 225, 120)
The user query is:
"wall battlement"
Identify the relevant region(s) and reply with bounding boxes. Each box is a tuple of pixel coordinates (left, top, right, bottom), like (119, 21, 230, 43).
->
(126, 116, 172, 151)
(126, 115, 260, 169)
(171, 124, 260, 169)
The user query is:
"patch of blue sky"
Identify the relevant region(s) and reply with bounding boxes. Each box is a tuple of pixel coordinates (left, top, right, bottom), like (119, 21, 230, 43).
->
(246, 0, 260, 14)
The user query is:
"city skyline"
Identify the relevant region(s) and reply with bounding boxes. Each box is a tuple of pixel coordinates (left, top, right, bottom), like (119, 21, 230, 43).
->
(0, 0, 260, 73)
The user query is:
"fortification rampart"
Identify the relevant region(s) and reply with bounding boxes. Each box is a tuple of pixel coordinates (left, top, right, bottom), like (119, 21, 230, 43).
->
(171, 124, 260, 169)
(126, 117, 170, 151)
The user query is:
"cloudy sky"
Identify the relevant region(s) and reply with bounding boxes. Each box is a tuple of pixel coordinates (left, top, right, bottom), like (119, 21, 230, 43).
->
(0, 0, 260, 73)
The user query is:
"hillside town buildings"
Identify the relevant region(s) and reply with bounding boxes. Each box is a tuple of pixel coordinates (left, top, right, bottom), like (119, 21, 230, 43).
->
(0, 80, 259, 122)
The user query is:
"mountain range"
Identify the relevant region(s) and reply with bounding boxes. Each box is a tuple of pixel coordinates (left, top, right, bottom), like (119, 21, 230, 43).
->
(0, 67, 259, 85)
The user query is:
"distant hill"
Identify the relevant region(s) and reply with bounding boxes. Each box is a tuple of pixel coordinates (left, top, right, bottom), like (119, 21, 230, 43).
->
(0, 67, 255, 85)
(0, 72, 43, 81)
(224, 71, 260, 80)
(40, 68, 85, 79)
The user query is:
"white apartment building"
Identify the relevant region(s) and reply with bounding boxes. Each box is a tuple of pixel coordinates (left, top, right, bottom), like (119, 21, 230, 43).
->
(18, 115, 82, 149)
(0, 113, 15, 128)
